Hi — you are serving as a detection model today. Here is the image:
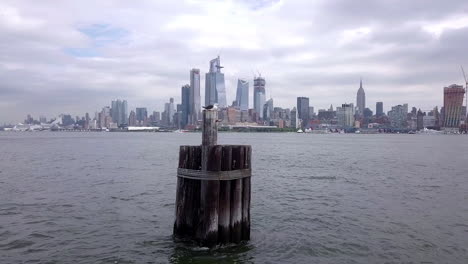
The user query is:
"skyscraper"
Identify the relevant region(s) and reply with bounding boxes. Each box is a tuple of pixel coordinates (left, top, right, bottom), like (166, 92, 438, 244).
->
(356, 78, 366, 116)
(128, 110, 136, 126)
(181, 84, 190, 129)
(253, 76, 266, 119)
(235, 79, 249, 111)
(388, 104, 408, 128)
(111, 99, 128, 126)
(376, 102, 383, 117)
(291, 107, 297, 128)
(263, 98, 274, 122)
(417, 109, 425, 130)
(337, 103, 355, 128)
(189, 69, 201, 124)
(443, 84, 465, 128)
(152, 111, 161, 124)
(205, 56, 227, 107)
(297, 97, 310, 127)
(136, 107, 147, 123)
(164, 98, 175, 126)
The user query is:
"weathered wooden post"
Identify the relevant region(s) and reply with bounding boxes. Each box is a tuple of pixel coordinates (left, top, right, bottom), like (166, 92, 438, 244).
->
(174, 109, 252, 247)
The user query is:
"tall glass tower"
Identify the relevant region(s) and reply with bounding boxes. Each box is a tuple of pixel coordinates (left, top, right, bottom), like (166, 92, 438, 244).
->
(111, 99, 128, 126)
(254, 76, 266, 119)
(205, 56, 227, 107)
(189, 69, 201, 124)
(235, 79, 249, 111)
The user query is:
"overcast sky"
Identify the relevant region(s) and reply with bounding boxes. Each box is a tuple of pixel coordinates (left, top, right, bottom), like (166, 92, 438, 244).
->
(1, 0, 468, 123)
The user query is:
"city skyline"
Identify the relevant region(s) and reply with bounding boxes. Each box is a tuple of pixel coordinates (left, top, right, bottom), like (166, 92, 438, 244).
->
(5, 76, 466, 127)
(8, 77, 467, 133)
(1, 1, 468, 123)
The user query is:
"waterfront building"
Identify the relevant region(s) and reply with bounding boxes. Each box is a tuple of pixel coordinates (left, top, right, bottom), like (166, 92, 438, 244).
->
(129, 110, 137, 126)
(61, 114, 74, 127)
(318, 109, 335, 121)
(253, 76, 266, 119)
(240, 110, 250, 122)
(443, 84, 465, 128)
(111, 99, 128, 126)
(337, 103, 355, 128)
(154, 111, 160, 122)
(98, 106, 111, 128)
(309, 106, 315, 119)
(205, 56, 227, 107)
(376, 102, 384, 117)
(181, 84, 190, 129)
(388, 104, 408, 128)
(291, 107, 297, 128)
(235, 79, 249, 111)
(423, 115, 436, 128)
(84, 113, 90, 130)
(88, 119, 98, 130)
(416, 109, 424, 130)
(163, 98, 176, 127)
(161, 111, 168, 126)
(363, 108, 373, 118)
(189, 69, 201, 125)
(226, 107, 241, 124)
(356, 79, 366, 116)
(433, 106, 440, 127)
(410, 107, 417, 118)
(297, 97, 310, 128)
(136, 107, 148, 123)
(263, 98, 274, 123)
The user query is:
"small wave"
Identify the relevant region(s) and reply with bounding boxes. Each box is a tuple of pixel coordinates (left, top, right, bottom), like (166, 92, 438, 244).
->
(0, 230, 13, 239)
(0, 211, 19, 216)
(310, 176, 336, 180)
(0, 239, 34, 250)
(132, 191, 151, 197)
(417, 185, 441, 189)
(111, 196, 133, 201)
(29, 233, 53, 239)
(25, 220, 48, 225)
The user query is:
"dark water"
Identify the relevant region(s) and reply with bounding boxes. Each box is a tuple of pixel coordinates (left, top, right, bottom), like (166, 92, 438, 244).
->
(1, 132, 468, 263)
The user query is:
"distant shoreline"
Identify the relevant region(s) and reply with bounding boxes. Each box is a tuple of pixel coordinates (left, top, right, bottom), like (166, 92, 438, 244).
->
(1, 130, 465, 135)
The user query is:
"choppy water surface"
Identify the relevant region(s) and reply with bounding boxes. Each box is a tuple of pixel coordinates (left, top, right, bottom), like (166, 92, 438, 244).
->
(1, 132, 467, 263)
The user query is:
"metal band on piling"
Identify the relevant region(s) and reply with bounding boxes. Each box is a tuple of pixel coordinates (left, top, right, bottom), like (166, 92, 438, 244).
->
(177, 168, 252, 181)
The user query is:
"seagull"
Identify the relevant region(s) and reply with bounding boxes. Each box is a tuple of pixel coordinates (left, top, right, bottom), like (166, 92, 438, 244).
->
(203, 103, 218, 110)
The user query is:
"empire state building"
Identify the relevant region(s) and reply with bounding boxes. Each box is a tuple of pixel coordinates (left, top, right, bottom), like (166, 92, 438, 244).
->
(356, 78, 366, 116)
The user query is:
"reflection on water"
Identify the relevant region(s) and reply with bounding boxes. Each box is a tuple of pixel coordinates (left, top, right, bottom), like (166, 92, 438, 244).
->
(170, 239, 254, 264)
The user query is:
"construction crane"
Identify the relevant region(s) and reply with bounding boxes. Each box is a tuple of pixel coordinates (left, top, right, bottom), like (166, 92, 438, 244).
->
(462, 66, 468, 122)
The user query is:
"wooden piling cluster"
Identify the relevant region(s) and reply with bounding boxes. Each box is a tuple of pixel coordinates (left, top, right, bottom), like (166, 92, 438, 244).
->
(174, 110, 252, 246)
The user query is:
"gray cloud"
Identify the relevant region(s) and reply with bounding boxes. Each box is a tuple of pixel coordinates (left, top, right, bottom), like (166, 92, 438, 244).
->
(1, 0, 468, 123)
